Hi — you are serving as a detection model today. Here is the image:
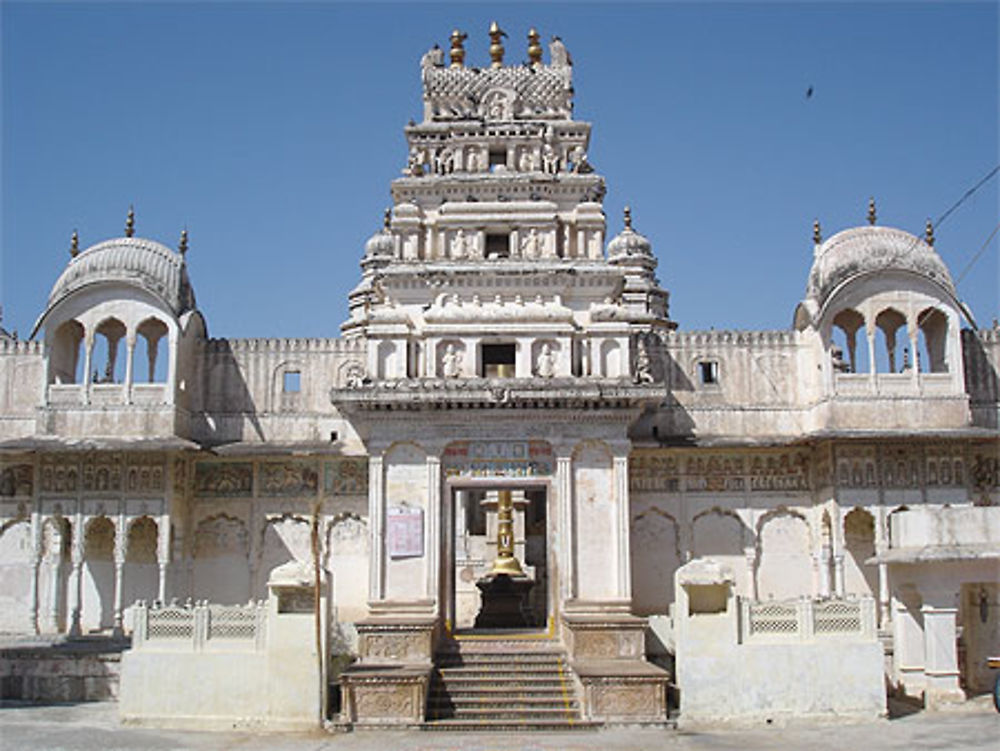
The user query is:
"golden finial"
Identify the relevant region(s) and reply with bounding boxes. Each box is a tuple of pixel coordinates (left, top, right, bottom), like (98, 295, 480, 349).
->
(624, 205, 633, 231)
(812, 219, 822, 245)
(178, 228, 188, 256)
(488, 21, 507, 68)
(527, 28, 543, 65)
(925, 218, 935, 246)
(70, 230, 79, 258)
(867, 197, 876, 226)
(125, 205, 135, 237)
(383, 207, 391, 230)
(449, 29, 467, 68)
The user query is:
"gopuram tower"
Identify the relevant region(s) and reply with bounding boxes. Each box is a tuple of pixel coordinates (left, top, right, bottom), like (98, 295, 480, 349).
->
(333, 25, 671, 728)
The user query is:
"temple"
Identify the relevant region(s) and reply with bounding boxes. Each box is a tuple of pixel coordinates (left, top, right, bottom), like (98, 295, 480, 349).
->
(1, 26, 997, 730)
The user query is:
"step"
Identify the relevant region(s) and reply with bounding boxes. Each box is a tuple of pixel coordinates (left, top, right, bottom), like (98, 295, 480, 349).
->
(431, 687, 569, 698)
(422, 719, 600, 732)
(429, 708, 581, 720)
(429, 696, 578, 707)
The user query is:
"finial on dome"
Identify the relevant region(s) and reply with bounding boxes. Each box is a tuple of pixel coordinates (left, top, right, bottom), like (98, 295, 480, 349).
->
(624, 205, 633, 231)
(70, 230, 79, 258)
(527, 28, 543, 65)
(867, 197, 877, 226)
(449, 29, 467, 68)
(812, 219, 822, 245)
(925, 218, 935, 246)
(488, 21, 507, 68)
(125, 205, 135, 237)
(178, 228, 188, 256)
(383, 207, 391, 230)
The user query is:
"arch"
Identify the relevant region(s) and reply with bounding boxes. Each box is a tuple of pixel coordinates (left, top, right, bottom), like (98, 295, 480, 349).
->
(874, 308, 908, 373)
(135, 317, 169, 383)
(93, 317, 127, 383)
(755, 508, 811, 600)
(50, 319, 85, 384)
(691, 507, 752, 596)
(843, 507, 877, 598)
(325, 513, 369, 623)
(630, 507, 681, 615)
(0, 519, 33, 632)
(192, 513, 250, 604)
(916, 307, 949, 373)
(255, 512, 312, 599)
(82, 516, 116, 631)
(831, 308, 866, 373)
(123, 517, 159, 626)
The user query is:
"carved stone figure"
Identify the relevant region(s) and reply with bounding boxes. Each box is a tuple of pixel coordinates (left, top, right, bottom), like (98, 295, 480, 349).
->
(536, 343, 556, 378)
(634, 339, 654, 384)
(521, 228, 540, 259)
(542, 143, 559, 174)
(420, 44, 444, 69)
(549, 36, 572, 67)
(442, 344, 462, 378)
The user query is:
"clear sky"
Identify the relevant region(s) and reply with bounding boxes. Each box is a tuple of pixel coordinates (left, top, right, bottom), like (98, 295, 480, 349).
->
(2, 1, 997, 340)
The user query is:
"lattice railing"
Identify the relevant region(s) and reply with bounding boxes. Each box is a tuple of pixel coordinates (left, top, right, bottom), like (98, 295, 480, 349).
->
(132, 600, 267, 651)
(739, 596, 875, 643)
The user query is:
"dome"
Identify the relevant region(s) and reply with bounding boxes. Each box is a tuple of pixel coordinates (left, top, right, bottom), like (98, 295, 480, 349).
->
(806, 225, 956, 309)
(364, 228, 395, 259)
(37, 237, 196, 332)
(607, 208, 655, 269)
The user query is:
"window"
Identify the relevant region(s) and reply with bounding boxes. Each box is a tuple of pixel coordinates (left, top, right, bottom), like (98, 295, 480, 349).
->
(488, 148, 506, 170)
(481, 343, 515, 378)
(698, 360, 719, 385)
(485, 233, 510, 259)
(283, 371, 301, 393)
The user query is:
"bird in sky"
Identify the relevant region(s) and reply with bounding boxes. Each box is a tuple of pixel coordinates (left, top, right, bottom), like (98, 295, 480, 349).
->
(806, 86, 814, 99)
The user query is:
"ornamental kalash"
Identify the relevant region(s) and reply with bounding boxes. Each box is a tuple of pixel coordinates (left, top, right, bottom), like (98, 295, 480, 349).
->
(0, 25, 997, 731)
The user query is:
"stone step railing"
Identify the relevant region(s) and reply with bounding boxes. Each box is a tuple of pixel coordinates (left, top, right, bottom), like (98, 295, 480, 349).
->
(739, 596, 875, 643)
(131, 600, 267, 652)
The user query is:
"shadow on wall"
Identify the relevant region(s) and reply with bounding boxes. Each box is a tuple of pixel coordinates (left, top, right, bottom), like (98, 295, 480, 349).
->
(190, 340, 265, 445)
(963, 329, 999, 430)
(629, 349, 697, 444)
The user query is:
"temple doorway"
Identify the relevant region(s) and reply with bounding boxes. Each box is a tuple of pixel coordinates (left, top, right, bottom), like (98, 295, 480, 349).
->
(448, 485, 550, 632)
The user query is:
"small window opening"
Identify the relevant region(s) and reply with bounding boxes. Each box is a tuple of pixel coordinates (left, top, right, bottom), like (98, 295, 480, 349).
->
(283, 371, 301, 393)
(488, 148, 506, 170)
(485, 233, 510, 259)
(329, 431, 339, 443)
(698, 361, 719, 385)
(482, 343, 516, 378)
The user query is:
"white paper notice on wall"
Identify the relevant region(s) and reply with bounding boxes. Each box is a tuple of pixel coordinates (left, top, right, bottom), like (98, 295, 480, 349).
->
(387, 506, 424, 558)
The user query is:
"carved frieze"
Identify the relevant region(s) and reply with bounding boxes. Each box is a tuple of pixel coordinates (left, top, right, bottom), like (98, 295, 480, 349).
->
(194, 462, 253, 497)
(125, 455, 165, 494)
(353, 685, 416, 719)
(193, 514, 249, 558)
(0, 465, 32, 497)
(40, 458, 79, 494)
(324, 459, 369, 495)
(629, 450, 809, 493)
(259, 461, 318, 497)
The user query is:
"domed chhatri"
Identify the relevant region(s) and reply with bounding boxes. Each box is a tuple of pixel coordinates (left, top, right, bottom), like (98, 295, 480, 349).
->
(34, 235, 196, 335)
(806, 224, 956, 310)
(607, 206, 655, 265)
(363, 208, 396, 260)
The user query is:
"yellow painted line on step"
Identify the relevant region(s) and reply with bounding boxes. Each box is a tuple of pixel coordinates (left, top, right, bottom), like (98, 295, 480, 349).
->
(556, 658, 575, 726)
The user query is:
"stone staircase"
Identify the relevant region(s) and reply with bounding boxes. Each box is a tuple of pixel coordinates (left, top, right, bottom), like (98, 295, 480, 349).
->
(424, 637, 593, 731)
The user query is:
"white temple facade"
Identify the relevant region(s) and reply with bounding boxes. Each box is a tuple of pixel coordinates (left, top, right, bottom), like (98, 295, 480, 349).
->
(1, 26, 997, 729)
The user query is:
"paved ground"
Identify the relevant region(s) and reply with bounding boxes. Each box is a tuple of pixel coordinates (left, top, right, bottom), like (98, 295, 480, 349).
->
(1, 699, 997, 751)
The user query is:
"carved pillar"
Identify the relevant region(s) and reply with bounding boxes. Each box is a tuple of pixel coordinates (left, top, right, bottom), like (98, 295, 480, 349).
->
(612, 453, 631, 601)
(813, 552, 831, 598)
(426, 456, 441, 604)
(124, 336, 135, 404)
(69, 504, 85, 635)
(112, 520, 126, 636)
(874, 509, 890, 627)
(832, 554, 845, 597)
(157, 512, 170, 603)
(556, 454, 574, 602)
(367, 454, 385, 603)
(83, 334, 94, 404)
(866, 327, 877, 385)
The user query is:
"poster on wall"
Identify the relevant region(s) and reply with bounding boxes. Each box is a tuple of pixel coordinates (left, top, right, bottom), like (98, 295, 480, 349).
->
(387, 506, 424, 558)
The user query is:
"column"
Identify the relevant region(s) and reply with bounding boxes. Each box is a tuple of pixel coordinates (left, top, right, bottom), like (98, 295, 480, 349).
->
(555, 454, 574, 602)
(367, 454, 385, 603)
(82, 335, 94, 404)
(425, 456, 441, 603)
(921, 598, 964, 706)
(112, 522, 126, 637)
(157, 512, 170, 603)
(612, 451, 632, 602)
(874, 509, 891, 627)
(68, 548, 84, 637)
(29, 510, 41, 634)
(124, 336, 135, 404)
(813, 552, 831, 598)
(866, 328, 877, 387)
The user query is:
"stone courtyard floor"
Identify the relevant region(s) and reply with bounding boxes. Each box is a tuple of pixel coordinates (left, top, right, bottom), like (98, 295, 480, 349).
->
(0, 699, 997, 751)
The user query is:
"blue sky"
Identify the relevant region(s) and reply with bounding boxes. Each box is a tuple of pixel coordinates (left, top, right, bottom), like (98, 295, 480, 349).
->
(2, 1, 997, 339)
